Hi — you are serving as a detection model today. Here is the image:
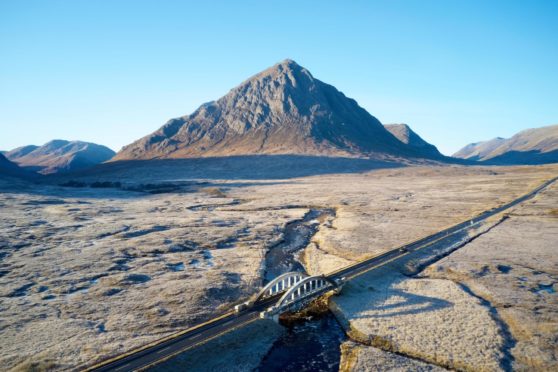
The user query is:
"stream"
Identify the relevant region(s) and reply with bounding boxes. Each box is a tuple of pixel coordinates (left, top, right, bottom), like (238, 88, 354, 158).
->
(256, 312, 346, 371)
(263, 208, 335, 283)
(258, 208, 347, 371)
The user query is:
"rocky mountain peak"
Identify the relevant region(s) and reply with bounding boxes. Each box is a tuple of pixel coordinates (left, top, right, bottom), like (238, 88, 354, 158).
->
(113, 60, 437, 161)
(254, 59, 312, 84)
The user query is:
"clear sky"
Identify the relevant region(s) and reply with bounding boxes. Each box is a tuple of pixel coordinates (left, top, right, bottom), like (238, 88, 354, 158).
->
(1, 0, 557, 155)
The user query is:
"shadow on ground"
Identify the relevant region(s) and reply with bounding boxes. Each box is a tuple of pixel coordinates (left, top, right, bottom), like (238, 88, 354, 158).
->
(336, 229, 472, 321)
(0, 155, 410, 198)
(48, 155, 409, 181)
(360, 286, 453, 318)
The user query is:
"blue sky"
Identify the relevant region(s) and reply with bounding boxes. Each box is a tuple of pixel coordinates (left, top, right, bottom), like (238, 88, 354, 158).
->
(1, 1, 557, 155)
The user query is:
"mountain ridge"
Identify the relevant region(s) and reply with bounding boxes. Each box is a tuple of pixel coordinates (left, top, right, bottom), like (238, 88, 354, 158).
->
(453, 124, 558, 164)
(0, 153, 34, 179)
(5, 140, 115, 174)
(113, 60, 439, 161)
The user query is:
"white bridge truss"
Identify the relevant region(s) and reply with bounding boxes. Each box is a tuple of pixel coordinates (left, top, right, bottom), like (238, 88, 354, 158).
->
(234, 271, 344, 318)
(250, 272, 343, 320)
(275, 275, 339, 309)
(252, 271, 309, 304)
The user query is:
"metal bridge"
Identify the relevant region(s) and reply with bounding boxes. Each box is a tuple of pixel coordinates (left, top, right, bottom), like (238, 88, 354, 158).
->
(235, 271, 344, 321)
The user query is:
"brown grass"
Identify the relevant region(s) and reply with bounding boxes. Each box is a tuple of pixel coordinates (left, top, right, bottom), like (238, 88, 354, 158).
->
(11, 359, 56, 372)
(339, 342, 361, 372)
(200, 187, 227, 198)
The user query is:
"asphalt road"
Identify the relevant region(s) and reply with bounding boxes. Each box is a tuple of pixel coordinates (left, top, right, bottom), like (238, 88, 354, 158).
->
(87, 176, 556, 372)
(88, 295, 279, 372)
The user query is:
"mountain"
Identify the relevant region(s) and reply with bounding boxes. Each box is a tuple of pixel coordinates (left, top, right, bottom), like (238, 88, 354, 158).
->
(114, 59, 435, 161)
(384, 124, 442, 158)
(0, 153, 32, 178)
(452, 137, 506, 161)
(5, 140, 115, 174)
(2, 144, 39, 159)
(453, 124, 558, 164)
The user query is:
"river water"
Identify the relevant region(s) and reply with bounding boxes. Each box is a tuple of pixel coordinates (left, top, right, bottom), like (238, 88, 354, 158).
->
(256, 312, 346, 371)
(259, 208, 347, 371)
(263, 208, 335, 283)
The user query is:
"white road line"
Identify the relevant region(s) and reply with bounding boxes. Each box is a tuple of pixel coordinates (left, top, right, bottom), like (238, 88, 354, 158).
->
(156, 346, 172, 354)
(114, 363, 131, 371)
(221, 319, 234, 326)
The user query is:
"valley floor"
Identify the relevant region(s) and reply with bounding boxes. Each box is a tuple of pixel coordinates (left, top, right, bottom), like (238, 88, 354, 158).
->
(0, 162, 556, 371)
(333, 180, 558, 371)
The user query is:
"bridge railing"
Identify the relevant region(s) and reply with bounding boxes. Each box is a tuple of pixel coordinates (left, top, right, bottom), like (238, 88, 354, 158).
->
(235, 271, 310, 312)
(260, 275, 344, 319)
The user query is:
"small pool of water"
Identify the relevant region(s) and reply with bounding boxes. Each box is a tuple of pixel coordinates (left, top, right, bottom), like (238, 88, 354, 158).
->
(66, 287, 89, 297)
(202, 250, 214, 267)
(168, 262, 185, 271)
(534, 283, 555, 294)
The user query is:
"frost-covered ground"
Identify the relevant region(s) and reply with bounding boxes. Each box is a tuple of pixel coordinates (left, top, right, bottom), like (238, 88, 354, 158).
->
(0, 162, 556, 370)
(424, 182, 558, 371)
(332, 180, 558, 371)
(0, 180, 304, 370)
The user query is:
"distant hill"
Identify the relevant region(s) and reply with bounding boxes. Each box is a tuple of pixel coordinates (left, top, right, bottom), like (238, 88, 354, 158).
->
(384, 123, 443, 158)
(5, 140, 115, 174)
(2, 145, 39, 159)
(113, 59, 441, 161)
(453, 124, 558, 165)
(453, 137, 507, 161)
(0, 153, 33, 178)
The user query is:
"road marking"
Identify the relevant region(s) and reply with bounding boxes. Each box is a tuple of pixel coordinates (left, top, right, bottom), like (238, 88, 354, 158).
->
(84, 311, 236, 372)
(344, 214, 495, 281)
(346, 251, 410, 280)
(156, 346, 172, 354)
(136, 317, 260, 371)
(114, 363, 131, 371)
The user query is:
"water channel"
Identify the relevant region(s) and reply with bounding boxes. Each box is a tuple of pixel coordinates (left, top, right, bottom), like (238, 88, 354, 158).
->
(258, 208, 347, 371)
